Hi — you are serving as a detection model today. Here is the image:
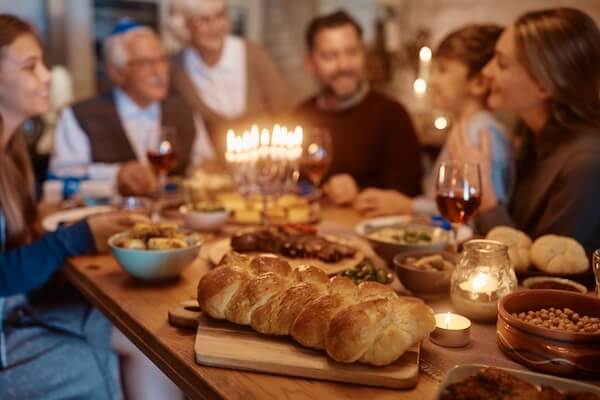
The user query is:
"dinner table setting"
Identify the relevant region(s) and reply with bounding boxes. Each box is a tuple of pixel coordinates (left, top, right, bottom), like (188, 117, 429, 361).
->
(43, 123, 600, 400)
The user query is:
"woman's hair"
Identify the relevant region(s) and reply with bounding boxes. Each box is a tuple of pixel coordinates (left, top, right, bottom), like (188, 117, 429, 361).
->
(0, 14, 38, 248)
(435, 24, 503, 78)
(514, 8, 600, 130)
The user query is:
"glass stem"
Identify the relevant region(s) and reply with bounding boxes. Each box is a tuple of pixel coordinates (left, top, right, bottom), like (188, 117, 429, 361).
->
(450, 223, 460, 253)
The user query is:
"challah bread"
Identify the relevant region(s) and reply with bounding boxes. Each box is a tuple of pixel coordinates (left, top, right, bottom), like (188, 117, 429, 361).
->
(197, 252, 436, 366)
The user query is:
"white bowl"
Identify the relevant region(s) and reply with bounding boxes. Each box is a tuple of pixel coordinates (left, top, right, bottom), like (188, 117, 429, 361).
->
(355, 216, 450, 263)
(109, 232, 201, 281)
(179, 205, 230, 231)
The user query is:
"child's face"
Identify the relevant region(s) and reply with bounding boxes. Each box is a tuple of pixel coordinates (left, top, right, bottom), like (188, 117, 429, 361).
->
(430, 57, 472, 114)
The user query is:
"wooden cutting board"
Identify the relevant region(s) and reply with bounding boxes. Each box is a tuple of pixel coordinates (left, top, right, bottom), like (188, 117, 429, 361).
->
(169, 301, 421, 389)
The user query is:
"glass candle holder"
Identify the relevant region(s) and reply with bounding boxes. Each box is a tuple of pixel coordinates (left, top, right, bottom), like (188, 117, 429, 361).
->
(450, 239, 517, 322)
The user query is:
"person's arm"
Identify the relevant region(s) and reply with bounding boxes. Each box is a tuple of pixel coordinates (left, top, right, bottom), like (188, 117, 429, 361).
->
(252, 44, 291, 115)
(49, 107, 120, 183)
(382, 104, 423, 196)
(0, 220, 95, 296)
(190, 114, 216, 167)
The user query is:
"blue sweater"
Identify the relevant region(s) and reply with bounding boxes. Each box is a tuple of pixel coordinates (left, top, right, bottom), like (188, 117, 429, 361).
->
(0, 220, 96, 296)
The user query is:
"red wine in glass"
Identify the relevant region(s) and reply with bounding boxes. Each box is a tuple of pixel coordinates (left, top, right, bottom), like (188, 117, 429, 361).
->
(435, 190, 482, 224)
(299, 128, 333, 187)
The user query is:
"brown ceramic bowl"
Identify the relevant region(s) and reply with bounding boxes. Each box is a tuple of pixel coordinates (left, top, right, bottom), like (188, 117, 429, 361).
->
(393, 250, 457, 294)
(497, 289, 600, 377)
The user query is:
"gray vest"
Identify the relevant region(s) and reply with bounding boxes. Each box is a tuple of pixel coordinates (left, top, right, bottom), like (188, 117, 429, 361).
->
(71, 91, 196, 175)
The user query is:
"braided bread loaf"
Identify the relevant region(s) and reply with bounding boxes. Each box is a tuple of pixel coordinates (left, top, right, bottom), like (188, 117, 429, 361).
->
(197, 252, 436, 366)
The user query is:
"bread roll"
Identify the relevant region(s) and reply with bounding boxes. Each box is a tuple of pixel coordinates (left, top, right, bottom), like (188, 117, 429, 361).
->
(530, 235, 588, 274)
(197, 252, 436, 366)
(486, 226, 532, 271)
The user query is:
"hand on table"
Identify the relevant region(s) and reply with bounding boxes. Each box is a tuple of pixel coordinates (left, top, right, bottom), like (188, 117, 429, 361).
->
(117, 161, 157, 196)
(354, 188, 413, 217)
(322, 174, 359, 206)
(447, 120, 498, 212)
(87, 212, 149, 253)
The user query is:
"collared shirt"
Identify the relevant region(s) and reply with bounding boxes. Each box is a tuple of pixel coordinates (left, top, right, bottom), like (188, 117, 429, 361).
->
(49, 88, 214, 186)
(183, 35, 247, 118)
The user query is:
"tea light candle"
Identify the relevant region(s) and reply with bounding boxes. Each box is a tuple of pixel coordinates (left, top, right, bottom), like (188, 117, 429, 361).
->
(430, 312, 471, 348)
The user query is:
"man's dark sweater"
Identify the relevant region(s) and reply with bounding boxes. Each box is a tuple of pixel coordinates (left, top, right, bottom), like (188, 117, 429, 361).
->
(293, 91, 423, 196)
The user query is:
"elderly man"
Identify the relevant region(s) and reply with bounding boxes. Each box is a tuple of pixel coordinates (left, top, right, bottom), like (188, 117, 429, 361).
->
(49, 20, 214, 196)
(170, 0, 290, 157)
(293, 11, 423, 206)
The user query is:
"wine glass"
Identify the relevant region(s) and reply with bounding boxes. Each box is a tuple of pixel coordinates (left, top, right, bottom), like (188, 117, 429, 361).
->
(146, 126, 177, 221)
(299, 127, 333, 193)
(435, 161, 482, 250)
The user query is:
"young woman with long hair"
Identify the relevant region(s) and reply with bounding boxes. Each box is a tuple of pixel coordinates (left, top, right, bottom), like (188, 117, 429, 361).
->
(0, 14, 182, 399)
(454, 8, 600, 254)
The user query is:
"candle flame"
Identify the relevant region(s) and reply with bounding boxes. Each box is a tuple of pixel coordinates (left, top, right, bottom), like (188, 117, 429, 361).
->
(472, 272, 489, 292)
(445, 312, 452, 329)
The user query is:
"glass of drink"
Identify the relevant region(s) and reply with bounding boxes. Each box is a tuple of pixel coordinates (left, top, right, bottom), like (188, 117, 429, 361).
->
(299, 127, 332, 191)
(435, 161, 482, 250)
(146, 127, 177, 221)
(147, 126, 177, 191)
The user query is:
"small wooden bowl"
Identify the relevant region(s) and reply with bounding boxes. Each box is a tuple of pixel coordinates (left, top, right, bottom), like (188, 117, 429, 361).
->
(497, 289, 600, 377)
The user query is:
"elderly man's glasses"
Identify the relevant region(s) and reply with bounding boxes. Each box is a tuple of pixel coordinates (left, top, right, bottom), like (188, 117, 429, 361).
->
(127, 56, 169, 69)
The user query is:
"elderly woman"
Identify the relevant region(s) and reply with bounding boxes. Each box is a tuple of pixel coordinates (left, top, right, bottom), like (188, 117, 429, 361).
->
(170, 0, 290, 156)
(0, 15, 182, 400)
(453, 8, 600, 254)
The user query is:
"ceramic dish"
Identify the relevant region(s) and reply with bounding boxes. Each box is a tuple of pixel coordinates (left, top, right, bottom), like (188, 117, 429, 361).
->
(436, 364, 600, 399)
(355, 216, 459, 262)
(179, 205, 230, 231)
(42, 205, 114, 232)
(393, 250, 457, 294)
(497, 289, 600, 377)
(109, 231, 201, 281)
(522, 276, 587, 294)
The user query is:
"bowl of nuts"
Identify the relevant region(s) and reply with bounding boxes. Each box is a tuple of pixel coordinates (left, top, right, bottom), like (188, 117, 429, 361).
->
(393, 251, 457, 294)
(497, 289, 600, 377)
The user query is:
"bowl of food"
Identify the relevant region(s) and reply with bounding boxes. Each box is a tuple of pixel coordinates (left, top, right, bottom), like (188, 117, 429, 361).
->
(497, 289, 600, 377)
(355, 216, 449, 262)
(393, 251, 456, 294)
(179, 202, 230, 231)
(109, 223, 202, 281)
(522, 276, 587, 294)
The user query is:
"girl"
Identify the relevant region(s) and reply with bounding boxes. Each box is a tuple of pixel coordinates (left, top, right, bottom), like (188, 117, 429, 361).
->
(354, 24, 512, 217)
(456, 8, 600, 254)
(0, 15, 181, 399)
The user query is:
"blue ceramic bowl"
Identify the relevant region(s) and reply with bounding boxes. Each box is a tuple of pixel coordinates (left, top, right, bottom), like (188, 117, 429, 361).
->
(108, 232, 201, 281)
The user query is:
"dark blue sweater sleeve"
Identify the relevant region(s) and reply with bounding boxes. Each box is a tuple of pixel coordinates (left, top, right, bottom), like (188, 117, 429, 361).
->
(0, 220, 96, 296)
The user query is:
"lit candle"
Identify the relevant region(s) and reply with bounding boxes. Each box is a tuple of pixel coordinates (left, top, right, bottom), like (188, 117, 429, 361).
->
(452, 266, 501, 322)
(430, 312, 471, 348)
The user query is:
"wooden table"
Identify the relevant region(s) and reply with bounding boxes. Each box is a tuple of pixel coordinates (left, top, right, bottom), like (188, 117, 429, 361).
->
(63, 206, 439, 400)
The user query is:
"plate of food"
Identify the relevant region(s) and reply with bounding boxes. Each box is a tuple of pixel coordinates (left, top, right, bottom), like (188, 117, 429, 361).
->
(207, 225, 365, 275)
(436, 364, 600, 399)
(42, 205, 114, 232)
(217, 192, 320, 225)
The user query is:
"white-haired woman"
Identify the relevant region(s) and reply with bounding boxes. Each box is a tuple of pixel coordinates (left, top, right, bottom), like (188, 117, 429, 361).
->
(170, 0, 291, 157)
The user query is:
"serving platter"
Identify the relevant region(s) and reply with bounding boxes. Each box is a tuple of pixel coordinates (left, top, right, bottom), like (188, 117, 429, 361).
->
(206, 236, 365, 276)
(435, 364, 600, 399)
(169, 300, 421, 389)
